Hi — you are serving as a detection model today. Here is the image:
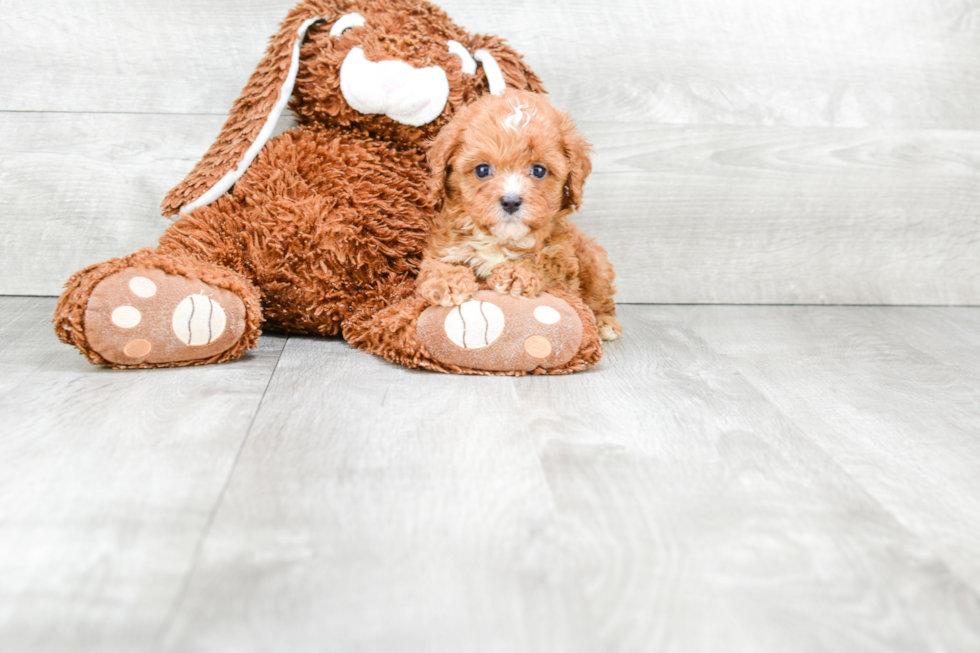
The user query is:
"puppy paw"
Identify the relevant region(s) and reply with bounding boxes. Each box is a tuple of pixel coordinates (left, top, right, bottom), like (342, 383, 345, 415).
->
(488, 263, 542, 298)
(417, 269, 479, 307)
(597, 314, 622, 341)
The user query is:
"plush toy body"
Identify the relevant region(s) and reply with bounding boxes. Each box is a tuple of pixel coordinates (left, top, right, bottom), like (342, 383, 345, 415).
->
(54, 0, 605, 375)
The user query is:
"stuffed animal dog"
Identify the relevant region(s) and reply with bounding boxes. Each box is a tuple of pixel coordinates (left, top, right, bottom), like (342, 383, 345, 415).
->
(417, 90, 622, 341)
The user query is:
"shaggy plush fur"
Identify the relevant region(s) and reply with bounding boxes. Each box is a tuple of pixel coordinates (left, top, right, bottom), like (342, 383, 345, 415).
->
(54, 0, 607, 374)
(161, 0, 543, 216)
(417, 90, 622, 341)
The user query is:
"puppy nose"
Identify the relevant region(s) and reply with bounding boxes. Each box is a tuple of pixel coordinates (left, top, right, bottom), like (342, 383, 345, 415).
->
(500, 194, 523, 214)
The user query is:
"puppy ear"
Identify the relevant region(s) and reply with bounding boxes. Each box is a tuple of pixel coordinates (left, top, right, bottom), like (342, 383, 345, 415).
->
(559, 113, 593, 212)
(465, 34, 546, 95)
(426, 104, 474, 210)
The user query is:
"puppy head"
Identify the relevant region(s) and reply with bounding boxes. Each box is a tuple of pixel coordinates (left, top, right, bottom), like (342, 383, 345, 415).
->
(428, 89, 592, 246)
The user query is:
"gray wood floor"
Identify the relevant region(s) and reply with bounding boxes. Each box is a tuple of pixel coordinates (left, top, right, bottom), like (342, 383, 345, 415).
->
(3, 1, 980, 649)
(3, 296, 980, 653)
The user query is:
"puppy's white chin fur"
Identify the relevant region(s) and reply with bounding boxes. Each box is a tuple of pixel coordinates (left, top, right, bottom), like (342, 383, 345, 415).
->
(491, 219, 531, 245)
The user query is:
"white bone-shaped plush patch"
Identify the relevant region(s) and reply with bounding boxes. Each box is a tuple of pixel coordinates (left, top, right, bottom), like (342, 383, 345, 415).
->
(339, 47, 449, 127)
(172, 294, 227, 346)
(330, 12, 365, 37)
(445, 300, 505, 349)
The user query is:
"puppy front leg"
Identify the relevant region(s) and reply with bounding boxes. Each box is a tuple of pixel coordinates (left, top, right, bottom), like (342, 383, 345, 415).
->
(488, 261, 543, 298)
(573, 232, 622, 341)
(417, 258, 479, 307)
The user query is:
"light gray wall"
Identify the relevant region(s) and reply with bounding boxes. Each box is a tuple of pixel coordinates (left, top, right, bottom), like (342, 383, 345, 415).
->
(2, 0, 978, 303)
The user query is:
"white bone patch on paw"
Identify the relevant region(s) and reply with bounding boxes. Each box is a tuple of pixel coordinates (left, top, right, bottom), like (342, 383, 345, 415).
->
(172, 294, 227, 346)
(112, 306, 141, 328)
(533, 306, 561, 324)
(445, 301, 504, 349)
(129, 276, 157, 298)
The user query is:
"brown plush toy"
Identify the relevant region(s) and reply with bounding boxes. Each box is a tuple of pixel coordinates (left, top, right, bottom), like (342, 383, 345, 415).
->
(54, 0, 608, 375)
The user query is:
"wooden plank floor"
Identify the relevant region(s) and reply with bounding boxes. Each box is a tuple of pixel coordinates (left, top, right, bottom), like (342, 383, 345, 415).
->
(3, 296, 980, 652)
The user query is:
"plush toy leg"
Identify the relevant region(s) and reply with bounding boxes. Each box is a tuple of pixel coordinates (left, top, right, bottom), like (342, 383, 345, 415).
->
(54, 248, 262, 369)
(344, 282, 603, 375)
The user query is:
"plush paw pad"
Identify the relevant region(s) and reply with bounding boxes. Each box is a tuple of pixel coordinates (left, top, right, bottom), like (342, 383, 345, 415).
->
(84, 267, 246, 365)
(172, 294, 228, 345)
(417, 290, 583, 372)
(444, 300, 505, 349)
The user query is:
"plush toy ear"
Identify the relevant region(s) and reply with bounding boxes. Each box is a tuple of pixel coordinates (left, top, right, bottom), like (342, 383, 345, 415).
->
(559, 113, 593, 212)
(426, 104, 476, 210)
(465, 34, 546, 95)
(161, 2, 342, 216)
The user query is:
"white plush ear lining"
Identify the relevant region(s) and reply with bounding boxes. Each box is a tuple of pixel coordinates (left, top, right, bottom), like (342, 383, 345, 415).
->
(474, 50, 506, 95)
(330, 13, 364, 37)
(447, 40, 477, 74)
(180, 16, 325, 215)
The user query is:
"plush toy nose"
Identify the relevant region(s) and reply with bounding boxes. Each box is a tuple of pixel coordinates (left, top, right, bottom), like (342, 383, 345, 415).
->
(500, 194, 523, 214)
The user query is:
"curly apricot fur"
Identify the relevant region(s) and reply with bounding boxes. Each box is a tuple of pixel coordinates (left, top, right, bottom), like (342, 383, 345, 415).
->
(422, 89, 621, 341)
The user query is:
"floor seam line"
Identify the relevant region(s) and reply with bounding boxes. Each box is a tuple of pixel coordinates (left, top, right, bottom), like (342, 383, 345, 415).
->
(150, 335, 290, 652)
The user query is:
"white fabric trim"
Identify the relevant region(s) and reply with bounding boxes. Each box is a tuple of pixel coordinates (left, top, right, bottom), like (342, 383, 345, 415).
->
(447, 40, 477, 74)
(180, 16, 325, 215)
(330, 13, 365, 37)
(474, 50, 506, 95)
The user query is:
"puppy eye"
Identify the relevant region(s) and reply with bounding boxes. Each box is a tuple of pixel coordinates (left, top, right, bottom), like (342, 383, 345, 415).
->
(531, 164, 548, 179)
(475, 164, 492, 179)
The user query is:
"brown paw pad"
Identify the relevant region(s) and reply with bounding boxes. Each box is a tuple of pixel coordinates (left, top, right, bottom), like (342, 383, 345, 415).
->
(84, 268, 246, 365)
(417, 290, 583, 372)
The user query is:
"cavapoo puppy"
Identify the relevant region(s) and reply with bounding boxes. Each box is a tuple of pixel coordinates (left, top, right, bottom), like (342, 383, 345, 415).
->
(417, 89, 622, 341)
